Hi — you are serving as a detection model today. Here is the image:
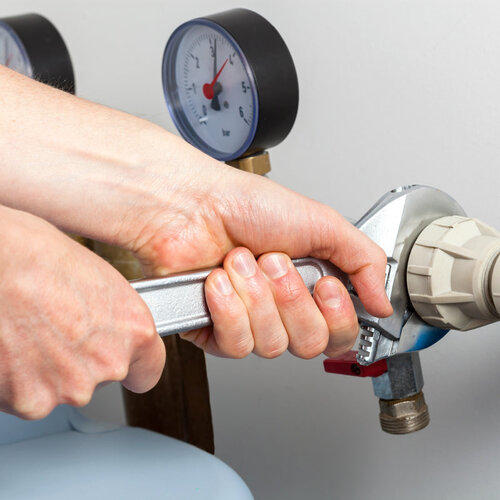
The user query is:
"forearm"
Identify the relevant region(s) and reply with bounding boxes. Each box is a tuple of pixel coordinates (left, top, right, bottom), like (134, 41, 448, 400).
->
(0, 65, 222, 242)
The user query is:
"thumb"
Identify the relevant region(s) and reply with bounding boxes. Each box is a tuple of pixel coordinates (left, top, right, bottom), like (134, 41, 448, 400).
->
(320, 214, 393, 318)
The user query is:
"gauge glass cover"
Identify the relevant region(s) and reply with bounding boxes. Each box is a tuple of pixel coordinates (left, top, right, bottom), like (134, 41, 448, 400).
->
(163, 21, 258, 161)
(0, 22, 32, 77)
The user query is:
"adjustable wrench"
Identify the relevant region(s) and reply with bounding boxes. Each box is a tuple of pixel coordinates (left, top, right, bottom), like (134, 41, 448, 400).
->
(131, 185, 464, 364)
(131, 258, 346, 336)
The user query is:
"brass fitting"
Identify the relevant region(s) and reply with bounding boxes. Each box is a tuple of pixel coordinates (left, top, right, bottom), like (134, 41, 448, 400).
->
(379, 392, 430, 435)
(226, 151, 271, 175)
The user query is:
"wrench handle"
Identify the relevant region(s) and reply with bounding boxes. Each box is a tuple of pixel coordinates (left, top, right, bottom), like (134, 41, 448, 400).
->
(130, 257, 346, 337)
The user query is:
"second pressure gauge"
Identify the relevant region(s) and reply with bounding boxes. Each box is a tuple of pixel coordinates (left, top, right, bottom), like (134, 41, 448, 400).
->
(162, 8, 298, 161)
(0, 13, 74, 93)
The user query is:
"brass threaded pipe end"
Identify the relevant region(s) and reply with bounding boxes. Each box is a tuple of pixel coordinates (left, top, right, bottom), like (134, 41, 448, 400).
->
(379, 392, 430, 435)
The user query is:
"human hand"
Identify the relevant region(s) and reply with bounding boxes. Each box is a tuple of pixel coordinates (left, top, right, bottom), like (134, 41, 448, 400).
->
(0, 206, 165, 419)
(0, 70, 391, 361)
(108, 141, 392, 360)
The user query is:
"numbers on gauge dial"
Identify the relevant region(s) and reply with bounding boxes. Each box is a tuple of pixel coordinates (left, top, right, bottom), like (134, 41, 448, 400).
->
(0, 26, 31, 76)
(175, 27, 255, 156)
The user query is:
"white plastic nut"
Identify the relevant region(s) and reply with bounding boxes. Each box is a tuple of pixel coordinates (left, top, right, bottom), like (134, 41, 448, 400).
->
(407, 216, 500, 331)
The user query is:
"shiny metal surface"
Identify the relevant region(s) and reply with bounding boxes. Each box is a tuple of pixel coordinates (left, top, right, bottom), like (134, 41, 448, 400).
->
(131, 257, 346, 336)
(372, 352, 423, 400)
(351, 185, 466, 365)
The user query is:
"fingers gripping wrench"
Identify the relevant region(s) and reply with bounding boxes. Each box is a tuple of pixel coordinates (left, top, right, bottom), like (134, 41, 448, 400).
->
(131, 258, 346, 336)
(130, 185, 465, 363)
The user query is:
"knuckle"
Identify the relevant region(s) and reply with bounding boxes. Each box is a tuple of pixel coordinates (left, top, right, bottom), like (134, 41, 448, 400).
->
(216, 298, 245, 322)
(53, 364, 95, 407)
(133, 324, 158, 347)
(106, 361, 129, 382)
(214, 317, 254, 358)
(256, 332, 288, 359)
(125, 297, 157, 345)
(244, 284, 267, 308)
(276, 279, 306, 309)
(227, 337, 254, 359)
(291, 331, 329, 359)
(65, 388, 93, 408)
(62, 375, 95, 407)
(13, 389, 55, 421)
(91, 350, 130, 382)
(22, 404, 54, 421)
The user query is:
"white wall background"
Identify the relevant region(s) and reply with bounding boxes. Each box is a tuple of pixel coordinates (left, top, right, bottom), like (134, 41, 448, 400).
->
(2, 1, 500, 498)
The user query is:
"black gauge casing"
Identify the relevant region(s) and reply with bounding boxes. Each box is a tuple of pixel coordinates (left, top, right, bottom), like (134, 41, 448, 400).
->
(0, 13, 75, 93)
(164, 8, 299, 160)
(199, 9, 298, 157)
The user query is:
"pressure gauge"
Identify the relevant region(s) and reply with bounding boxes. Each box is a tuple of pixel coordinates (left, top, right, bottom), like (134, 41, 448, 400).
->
(0, 13, 74, 93)
(162, 8, 298, 161)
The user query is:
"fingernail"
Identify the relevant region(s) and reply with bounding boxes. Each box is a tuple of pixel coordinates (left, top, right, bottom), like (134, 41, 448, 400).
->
(232, 252, 257, 278)
(260, 254, 289, 280)
(317, 280, 343, 309)
(214, 273, 233, 296)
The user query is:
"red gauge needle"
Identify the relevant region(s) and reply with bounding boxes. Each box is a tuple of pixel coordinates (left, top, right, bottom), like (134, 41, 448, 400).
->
(203, 58, 228, 100)
(5, 54, 12, 67)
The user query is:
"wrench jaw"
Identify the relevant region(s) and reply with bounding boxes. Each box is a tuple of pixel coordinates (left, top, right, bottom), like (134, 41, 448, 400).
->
(396, 313, 449, 354)
(356, 315, 450, 365)
(357, 326, 397, 366)
(327, 185, 468, 434)
(354, 256, 408, 365)
(349, 185, 466, 366)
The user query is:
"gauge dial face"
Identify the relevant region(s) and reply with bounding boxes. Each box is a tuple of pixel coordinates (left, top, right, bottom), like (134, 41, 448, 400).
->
(0, 23, 32, 77)
(163, 22, 258, 161)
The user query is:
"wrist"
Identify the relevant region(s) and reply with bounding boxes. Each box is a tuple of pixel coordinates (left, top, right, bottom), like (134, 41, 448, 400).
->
(0, 69, 221, 242)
